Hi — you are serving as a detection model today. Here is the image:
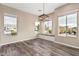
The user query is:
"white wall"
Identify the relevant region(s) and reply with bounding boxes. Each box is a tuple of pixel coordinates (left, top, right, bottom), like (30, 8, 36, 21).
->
(0, 4, 37, 46)
(39, 3, 79, 48)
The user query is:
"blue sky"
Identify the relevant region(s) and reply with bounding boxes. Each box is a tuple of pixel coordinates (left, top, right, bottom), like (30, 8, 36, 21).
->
(59, 13, 77, 27)
(4, 16, 17, 25)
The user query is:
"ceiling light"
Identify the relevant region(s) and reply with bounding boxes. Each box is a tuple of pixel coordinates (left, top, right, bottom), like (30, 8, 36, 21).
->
(38, 3, 49, 21)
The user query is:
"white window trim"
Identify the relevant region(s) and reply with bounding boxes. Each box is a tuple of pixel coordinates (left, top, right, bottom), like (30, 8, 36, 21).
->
(58, 12, 78, 38)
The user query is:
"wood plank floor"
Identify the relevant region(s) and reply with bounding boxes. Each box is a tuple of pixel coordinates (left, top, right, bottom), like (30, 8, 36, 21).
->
(0, 38, 79, 56)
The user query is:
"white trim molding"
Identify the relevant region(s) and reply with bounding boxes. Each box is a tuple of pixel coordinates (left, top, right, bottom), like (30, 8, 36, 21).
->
(54, 41, 79, 49)
(0, 37, 36, 47)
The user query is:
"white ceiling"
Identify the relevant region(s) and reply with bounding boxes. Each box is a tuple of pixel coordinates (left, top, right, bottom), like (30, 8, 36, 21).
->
(2, 3, 66, 15)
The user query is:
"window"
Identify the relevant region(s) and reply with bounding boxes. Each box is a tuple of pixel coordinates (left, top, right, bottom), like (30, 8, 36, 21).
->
(44, 20, 52, 34)
(4, 15, 17, 35)
(34, 21, 40, 33)
(58, 13, 77, 37)
(67, 13, 77, 37)
(58, 16, 66, 36)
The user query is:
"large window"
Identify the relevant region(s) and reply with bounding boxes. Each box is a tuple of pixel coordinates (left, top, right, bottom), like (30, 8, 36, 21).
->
(58, 16, 66, 36)
(44, 20, 52, 34)
(34, 21, 40, 33)
(58, 13, 77, 37)
(4, 15, 17, 35)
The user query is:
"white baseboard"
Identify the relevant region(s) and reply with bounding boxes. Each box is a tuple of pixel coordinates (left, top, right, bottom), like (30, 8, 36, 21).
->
(1, 36, 79, 50)
(37, 35, 55, 41)
(54, 41, 79, 49)
(0, 37, 36, 47)
(37, 35, 79, 49)
(38, 37, 79, 49)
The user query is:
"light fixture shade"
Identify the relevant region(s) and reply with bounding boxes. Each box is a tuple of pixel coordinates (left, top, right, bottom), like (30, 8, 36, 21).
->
(38, 3, 49, 21)
(39, 14, 49, 21)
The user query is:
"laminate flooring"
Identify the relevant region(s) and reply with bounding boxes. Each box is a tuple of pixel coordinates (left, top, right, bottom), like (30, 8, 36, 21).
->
(0, 38, 79, 56)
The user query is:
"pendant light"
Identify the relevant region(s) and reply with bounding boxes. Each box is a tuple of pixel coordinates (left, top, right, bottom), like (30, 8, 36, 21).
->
(38, 3, 49, 21)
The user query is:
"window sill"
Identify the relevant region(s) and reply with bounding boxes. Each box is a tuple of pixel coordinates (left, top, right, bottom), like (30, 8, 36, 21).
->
(57, 35, 78, 39)
(38, 33, 55, 37)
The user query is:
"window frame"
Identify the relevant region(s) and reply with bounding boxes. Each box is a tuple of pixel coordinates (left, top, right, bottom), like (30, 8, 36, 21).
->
(4, 13, 17, 35)
(58, 12, 78, 38)
(34, 21, 40, 33)
(58, 15, 66, 37)
(43, 20, 53, 34)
